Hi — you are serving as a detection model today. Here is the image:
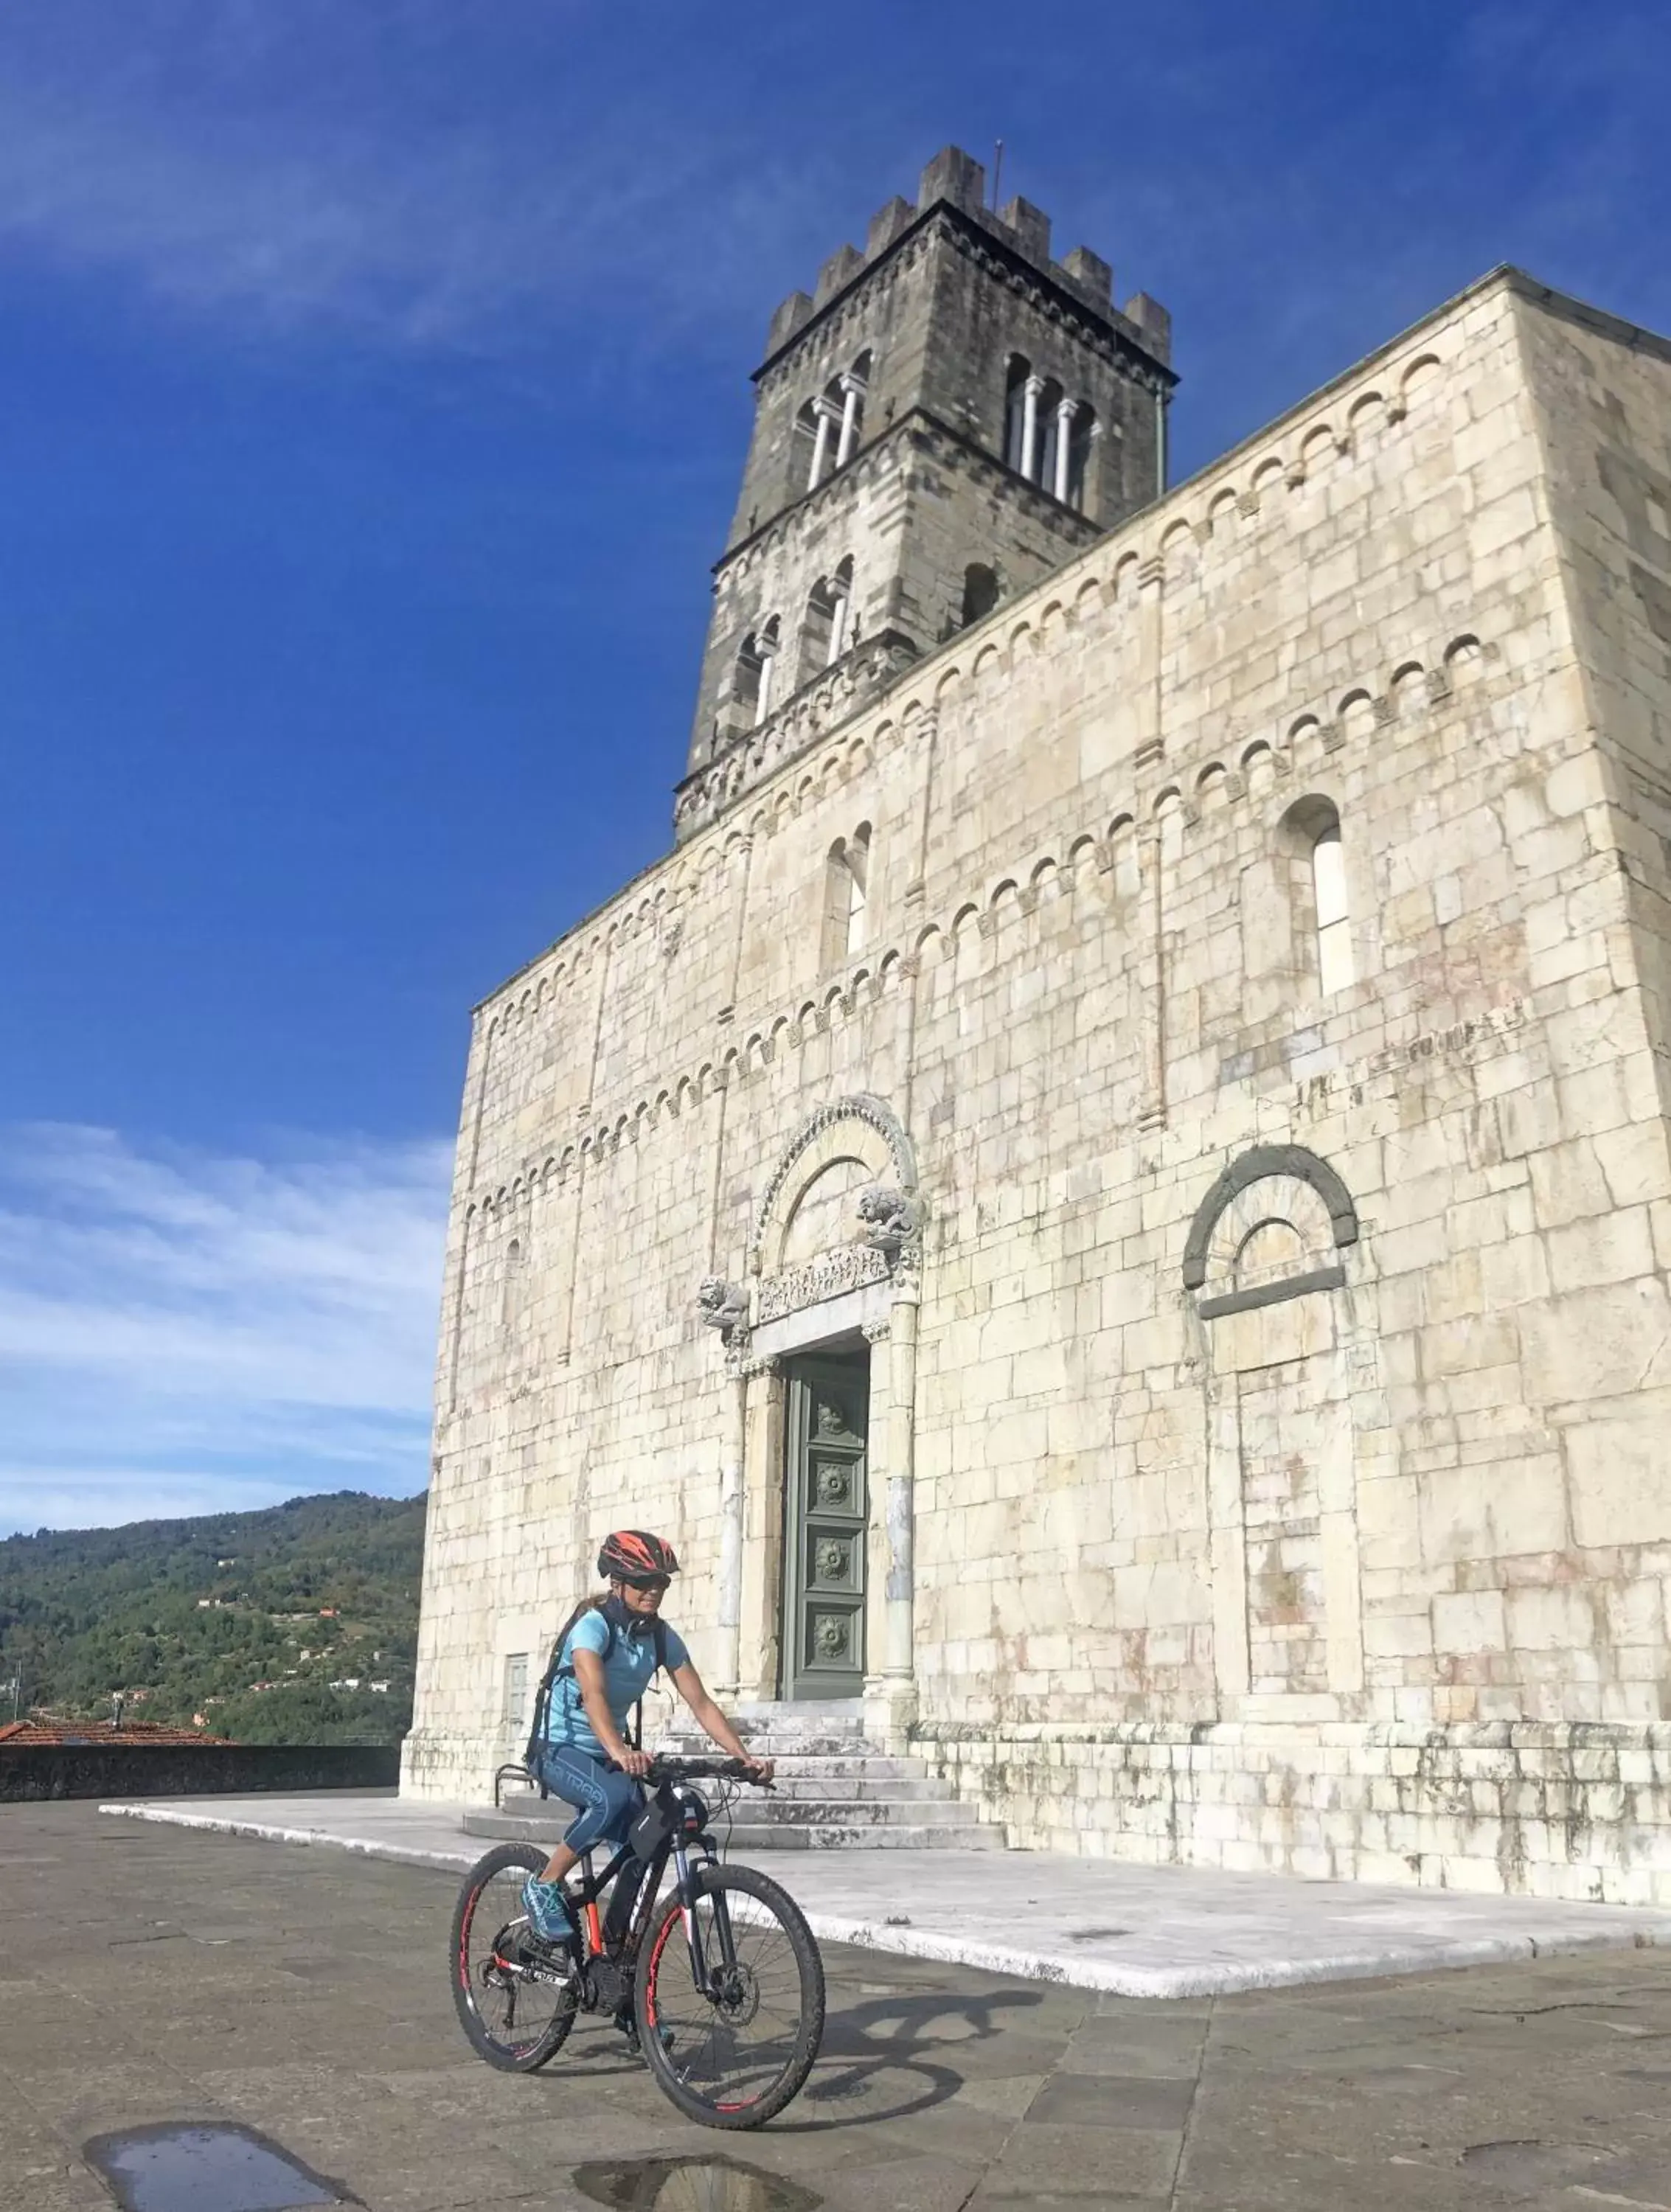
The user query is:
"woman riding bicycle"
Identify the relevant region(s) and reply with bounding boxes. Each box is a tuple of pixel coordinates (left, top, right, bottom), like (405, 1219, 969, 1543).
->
(522, 1529, 774, 1955)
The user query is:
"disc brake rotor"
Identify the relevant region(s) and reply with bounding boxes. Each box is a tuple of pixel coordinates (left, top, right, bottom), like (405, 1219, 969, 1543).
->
(712, 1962, 761, 2026)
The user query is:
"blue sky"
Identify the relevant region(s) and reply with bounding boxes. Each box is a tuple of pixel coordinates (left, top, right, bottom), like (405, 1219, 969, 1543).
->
(1, 1, 1667, 1535)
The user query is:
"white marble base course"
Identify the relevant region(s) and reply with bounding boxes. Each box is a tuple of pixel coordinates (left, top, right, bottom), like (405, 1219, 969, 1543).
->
(918, 1719, 1671, 1904)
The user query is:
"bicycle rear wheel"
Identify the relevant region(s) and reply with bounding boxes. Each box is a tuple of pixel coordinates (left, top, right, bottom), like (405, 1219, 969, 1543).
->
(635, 1861, 824, 2129)
(450, 1843, 578, 2072)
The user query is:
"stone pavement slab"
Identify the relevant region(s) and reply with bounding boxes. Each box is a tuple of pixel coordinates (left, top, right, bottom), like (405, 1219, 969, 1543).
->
(99, 1790, 1671, 1997)
(13, 1804, 1671, 2211)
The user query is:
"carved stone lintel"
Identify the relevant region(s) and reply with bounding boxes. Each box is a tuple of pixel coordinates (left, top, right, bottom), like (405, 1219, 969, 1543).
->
(758, 1244, 889, 1324)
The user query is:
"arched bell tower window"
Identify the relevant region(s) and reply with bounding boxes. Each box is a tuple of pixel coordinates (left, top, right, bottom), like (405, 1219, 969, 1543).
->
(799, 557, 855, 685)
(1004, 355, 1035, 474)
(822, 823, 871, 969)
(961, 563, 1000, 627)
(1064, 405, 1097, 510)
(734, 615, 781, 726)
(796, 349, 872, 493)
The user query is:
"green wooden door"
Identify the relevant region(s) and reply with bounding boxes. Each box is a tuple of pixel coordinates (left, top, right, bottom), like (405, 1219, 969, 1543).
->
(781, 1354, 869, 1700)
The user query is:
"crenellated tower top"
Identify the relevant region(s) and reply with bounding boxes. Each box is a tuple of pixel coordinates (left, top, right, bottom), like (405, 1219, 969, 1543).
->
(676, 146, 1175, 838)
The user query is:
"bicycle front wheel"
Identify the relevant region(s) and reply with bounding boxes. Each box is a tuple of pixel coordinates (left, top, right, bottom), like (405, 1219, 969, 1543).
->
(635, 1861, 824, 2129)
(450, 1843, 578, 2073)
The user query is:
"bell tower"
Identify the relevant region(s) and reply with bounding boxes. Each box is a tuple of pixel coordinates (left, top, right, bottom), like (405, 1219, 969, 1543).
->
(675, 145, 1175, 839)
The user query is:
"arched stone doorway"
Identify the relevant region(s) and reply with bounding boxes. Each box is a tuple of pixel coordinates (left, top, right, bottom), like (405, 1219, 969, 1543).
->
(698, 1096, 922, 1739)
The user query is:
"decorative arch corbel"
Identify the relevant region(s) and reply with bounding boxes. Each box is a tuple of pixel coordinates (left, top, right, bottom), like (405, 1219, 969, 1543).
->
(1183, 1144, 1359, 1320)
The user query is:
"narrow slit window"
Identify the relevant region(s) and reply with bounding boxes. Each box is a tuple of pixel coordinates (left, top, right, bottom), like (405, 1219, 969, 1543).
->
(1312, 821, 1353, 994)
(821, 824, 872, 969)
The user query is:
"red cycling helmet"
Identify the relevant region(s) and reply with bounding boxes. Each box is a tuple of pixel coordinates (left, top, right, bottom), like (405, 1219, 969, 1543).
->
(597, 1530, 680, 1586)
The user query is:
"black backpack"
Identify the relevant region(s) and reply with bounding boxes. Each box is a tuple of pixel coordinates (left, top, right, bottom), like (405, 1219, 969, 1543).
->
(524, 1598, 670, 1773)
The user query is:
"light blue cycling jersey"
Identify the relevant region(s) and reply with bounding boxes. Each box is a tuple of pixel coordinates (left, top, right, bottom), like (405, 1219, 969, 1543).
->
(544, 1606, 689, 1758)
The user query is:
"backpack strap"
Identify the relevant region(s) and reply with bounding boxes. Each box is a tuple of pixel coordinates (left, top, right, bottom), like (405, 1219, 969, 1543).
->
(524, 1600, 615, 1770)
(626, 1620, 673, 1754)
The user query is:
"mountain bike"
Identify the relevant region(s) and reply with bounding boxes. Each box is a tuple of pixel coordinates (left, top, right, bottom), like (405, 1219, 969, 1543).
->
(449, 1755, 825, 2129)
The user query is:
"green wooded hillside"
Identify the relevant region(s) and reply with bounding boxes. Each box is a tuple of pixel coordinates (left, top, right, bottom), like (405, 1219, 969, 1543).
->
(0, 1490, 426, 1745)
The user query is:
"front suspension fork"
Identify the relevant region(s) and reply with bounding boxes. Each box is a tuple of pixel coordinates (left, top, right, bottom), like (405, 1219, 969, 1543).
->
(673, 1843, 736, 1998)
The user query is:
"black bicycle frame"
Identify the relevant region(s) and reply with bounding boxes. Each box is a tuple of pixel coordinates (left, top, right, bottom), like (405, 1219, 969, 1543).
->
(557, 1761, 745, 2000)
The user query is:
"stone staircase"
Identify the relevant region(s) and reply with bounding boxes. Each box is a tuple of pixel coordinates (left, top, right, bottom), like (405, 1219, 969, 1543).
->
(462, 1700, 1003, 1851)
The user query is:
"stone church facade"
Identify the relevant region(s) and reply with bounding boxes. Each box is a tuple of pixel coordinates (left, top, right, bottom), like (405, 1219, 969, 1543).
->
(406, 149, 1671, 1904)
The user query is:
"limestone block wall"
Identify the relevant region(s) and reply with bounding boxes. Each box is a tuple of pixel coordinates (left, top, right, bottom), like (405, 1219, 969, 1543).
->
(407, 268, 1671, 1902)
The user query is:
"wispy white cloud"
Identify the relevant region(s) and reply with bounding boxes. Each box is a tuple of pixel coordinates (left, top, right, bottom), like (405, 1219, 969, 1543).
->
(0, 2, 833, 362)
(0, 1123, 450, 1534)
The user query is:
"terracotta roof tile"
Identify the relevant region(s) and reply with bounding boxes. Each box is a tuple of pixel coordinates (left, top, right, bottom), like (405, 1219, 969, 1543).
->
(0, 1718, 232, 1747)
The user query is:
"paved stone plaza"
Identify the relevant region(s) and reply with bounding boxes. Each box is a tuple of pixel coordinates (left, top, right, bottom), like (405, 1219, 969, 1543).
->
(7, 1804, 1671, 2210)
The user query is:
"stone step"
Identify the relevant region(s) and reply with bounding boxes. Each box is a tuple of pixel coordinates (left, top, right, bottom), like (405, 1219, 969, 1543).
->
(476, 1792, 980, 1833)
(656, 1733, 878, 1755)
(752, 1796, 984, 1826)
(490, 1711, 1004, 1851)
(462, 1807, 1003, 1852)
(729, 1698, 864, 1722)
(725, 1821, 1006, 1852)
(732, 1772, 949, 1801)
(659, 1734, 880, 1752)
(501, 1768, 945, 1805)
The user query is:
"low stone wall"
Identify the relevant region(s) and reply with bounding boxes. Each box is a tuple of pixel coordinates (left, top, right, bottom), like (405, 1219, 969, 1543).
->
(917, 1721, 1671, 1905)
(1, 1743, 400, 1803)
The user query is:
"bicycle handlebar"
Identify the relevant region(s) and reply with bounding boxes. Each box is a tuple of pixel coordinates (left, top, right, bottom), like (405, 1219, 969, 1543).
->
(605, 1753, 769, 1784)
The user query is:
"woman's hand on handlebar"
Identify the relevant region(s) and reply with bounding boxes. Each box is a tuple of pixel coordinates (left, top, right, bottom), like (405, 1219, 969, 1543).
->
(613, 1745, 653, 1778)
(743, 1755, 774, 1784)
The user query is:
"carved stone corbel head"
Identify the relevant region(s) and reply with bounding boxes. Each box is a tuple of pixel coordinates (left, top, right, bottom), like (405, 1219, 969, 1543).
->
(855, 1185, 923, 1261)
(697, 1277, 750, 1340)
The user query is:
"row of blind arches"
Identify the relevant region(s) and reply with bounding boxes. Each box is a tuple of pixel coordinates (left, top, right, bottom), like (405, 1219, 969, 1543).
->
(813, 798, 1352, 995)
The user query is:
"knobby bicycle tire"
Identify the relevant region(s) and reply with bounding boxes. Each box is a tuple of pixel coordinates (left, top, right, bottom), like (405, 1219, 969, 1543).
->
(451, 1842, 579, 2073)
(634, 1860, 825, 2129)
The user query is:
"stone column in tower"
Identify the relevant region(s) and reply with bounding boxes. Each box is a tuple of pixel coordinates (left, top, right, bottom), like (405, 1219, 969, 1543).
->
(1054, 397, 1077, 503)
(835, 374, 864, 467)
(1020, 374, 1046, 481)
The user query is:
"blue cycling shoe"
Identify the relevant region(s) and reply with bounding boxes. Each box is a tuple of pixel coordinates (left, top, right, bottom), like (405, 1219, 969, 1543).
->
(522, 1877, 577, 1945)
